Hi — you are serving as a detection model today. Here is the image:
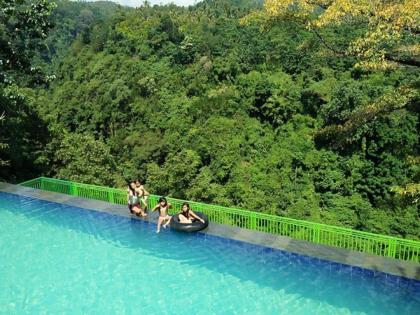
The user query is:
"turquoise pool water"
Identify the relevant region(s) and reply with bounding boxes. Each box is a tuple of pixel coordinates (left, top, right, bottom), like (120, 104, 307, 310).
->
(0, 192, 419, 314)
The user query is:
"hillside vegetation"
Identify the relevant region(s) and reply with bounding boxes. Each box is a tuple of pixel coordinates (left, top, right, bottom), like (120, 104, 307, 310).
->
(1, 0, 419, 239)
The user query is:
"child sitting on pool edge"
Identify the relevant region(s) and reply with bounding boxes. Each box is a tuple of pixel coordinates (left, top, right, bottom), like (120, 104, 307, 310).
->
(151, 197, 172, 233)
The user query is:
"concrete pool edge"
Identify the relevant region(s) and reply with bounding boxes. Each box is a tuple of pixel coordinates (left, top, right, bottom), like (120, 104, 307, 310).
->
(1, 182, 419, 281)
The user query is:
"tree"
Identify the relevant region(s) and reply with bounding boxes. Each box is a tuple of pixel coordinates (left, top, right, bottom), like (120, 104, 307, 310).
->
(315, 86, 417, 149)
(0, 86, 50, 181)
(0, 112, 7, 167)
(238, 70, 302, 127)
(392, 156, 420, 205)
(52, 133, 117, 186)
(0, 0, 55, 181)
(247, 0, 420, 69)
(146, 149, 201, 198)
(0, 0, 55, 79)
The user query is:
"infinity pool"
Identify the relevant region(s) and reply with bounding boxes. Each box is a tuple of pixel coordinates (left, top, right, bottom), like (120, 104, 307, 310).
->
(0, 192, 419, 314)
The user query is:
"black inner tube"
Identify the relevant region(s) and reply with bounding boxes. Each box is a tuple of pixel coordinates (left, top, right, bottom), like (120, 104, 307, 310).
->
(170, 212, 209, 232)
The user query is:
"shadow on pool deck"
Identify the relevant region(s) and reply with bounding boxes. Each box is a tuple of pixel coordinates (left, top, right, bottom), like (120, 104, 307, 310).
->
(1, 183, 420, 314)
(1, 182, 419, 282)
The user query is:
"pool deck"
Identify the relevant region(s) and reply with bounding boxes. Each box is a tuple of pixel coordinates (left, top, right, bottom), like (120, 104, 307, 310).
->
(1, 182, 419, 281)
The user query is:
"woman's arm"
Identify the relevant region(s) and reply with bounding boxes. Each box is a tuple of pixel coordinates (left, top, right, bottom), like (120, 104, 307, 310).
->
(151, 204, 159, 212)
(190, 210, 205, 223)
(141, 186, 150, 196)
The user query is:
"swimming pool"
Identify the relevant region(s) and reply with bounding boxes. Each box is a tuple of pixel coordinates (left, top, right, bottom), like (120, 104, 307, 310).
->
(0, 192, 419, 314)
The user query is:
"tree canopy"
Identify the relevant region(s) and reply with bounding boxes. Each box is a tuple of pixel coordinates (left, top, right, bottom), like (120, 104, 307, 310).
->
(252, 0, 420, 69)
(1, 0, 419, 240)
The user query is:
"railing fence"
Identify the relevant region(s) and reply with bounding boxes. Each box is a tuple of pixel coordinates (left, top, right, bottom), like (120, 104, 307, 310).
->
(19, 177, 420, 262)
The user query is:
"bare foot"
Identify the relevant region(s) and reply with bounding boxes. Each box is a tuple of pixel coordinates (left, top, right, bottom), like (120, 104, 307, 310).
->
(156, 229, 160, 233)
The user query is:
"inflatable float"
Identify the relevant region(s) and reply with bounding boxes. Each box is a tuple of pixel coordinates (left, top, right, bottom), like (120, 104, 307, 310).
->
(170, 212, 209, 232)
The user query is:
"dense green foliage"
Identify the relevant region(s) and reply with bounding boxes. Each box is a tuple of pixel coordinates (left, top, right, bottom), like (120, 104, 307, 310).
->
(1, 0, 419, 239)
(0, 0, 55, 178)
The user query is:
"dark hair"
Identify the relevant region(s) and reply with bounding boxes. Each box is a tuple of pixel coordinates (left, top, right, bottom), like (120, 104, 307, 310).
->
(158, 197, 167, 205)
(135, 179, 141, 184)
(127, 181, 136, 194)
(181, 202, 190, 219)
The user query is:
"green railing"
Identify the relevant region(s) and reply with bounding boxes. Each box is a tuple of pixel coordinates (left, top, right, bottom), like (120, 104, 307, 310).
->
(19, 177, 420, 263)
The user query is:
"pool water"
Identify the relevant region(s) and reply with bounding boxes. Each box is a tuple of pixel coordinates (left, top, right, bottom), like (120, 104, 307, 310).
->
(0, 192, 419, 314)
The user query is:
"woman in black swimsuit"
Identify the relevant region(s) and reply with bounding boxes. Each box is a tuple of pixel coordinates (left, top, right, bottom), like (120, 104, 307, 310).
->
(179, 202, 205, 224)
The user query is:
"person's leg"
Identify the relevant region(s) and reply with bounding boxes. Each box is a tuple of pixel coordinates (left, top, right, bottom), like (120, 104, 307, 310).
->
(156, 217, 163, 233)
(141, 197, 148, 211)
(132, 205, 142, 216)
(139, 206, 147, 217)
(163, 216, 171, 228)
(179, 215, 192, 224)
(133, 205, 147, 217)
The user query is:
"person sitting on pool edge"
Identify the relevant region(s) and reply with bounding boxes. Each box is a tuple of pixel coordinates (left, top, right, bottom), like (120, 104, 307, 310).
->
(179, 202, 205, 224)
(151, 197, 172, 233)
(127, 181, 147, 217)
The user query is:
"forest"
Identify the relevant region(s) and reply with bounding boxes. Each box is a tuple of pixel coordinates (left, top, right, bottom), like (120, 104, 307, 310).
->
(1, 0, 419, 239)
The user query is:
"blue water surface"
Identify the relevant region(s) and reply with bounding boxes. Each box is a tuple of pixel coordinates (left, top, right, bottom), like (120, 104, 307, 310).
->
(0, 192, 419, 314)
